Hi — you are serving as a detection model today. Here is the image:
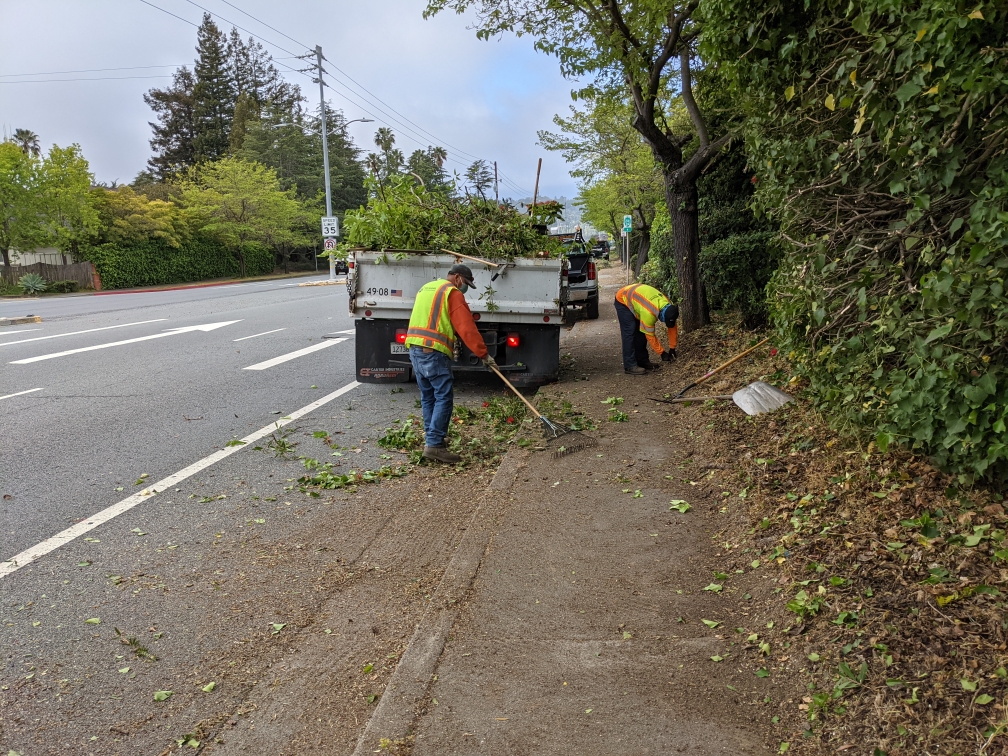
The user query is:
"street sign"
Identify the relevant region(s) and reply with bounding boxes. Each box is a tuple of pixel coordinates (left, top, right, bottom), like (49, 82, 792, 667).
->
(323, 238, 337, 251)
(321, 216, 340, 237)
(623, 214, 633, 233)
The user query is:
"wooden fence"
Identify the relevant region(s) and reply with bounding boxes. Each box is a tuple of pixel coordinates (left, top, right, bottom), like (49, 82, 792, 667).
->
(1, 262, 99, 290)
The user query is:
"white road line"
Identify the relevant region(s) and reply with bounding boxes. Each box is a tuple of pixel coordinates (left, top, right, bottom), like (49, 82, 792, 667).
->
(233, 327, 286, 342)
(10, 321, 241, 365)
(0, 387, 43, 401)
(333, 328, 356, 335)
(0, 319, 168, 348)
(0, 328, 42, 336)
(243, 338, 345, 371)
(0, 380, 361, 579)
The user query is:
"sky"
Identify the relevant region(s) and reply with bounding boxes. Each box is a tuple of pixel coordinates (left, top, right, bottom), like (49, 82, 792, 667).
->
(0, 0, 582, 201)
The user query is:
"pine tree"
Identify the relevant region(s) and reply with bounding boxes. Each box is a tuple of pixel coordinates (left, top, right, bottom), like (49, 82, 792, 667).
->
(192, 13, 233, 163)
(144, 67, 196, 180)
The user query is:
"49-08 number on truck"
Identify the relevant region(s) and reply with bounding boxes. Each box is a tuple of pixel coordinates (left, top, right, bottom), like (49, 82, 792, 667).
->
(366, 287, 391, 296)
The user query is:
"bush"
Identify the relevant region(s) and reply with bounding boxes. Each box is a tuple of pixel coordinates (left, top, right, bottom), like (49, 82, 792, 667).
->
(49, 280, 79, 294)
(80, 236, 273, 290)
(700, 232, 779, 328)
(17, 273, 46, 294)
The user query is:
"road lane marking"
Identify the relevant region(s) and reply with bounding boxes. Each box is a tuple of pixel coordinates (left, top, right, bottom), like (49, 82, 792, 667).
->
(233, 328, 286, 342)
(0, 380, 361, 579)
(0, 388, 43, 401)
(0, 319, 168, 348)
(0, 328, 42, 336)
(243, 338, 345, 371)
(10, 321, 241, 364)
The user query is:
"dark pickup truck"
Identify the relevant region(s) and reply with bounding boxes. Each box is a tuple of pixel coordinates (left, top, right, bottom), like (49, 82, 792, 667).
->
(562, 240, 599, 320)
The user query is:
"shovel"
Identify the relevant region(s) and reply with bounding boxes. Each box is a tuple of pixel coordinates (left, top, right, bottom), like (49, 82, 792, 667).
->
(670, 337, 769, 399)
(650, 380, 793, 416)
(488, 364, 599, 457)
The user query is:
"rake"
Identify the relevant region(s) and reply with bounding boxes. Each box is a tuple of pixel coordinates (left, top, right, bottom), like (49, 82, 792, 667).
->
(488, 364, 598, 458)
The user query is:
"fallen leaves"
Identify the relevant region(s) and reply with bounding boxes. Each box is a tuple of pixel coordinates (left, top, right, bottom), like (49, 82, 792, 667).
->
(153, 690, 173, 701)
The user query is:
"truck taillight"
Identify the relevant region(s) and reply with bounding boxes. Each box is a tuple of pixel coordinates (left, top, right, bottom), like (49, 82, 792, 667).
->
(473, 312, 481, 321)
(506, 333, 520, 348)
(588, 261, 597, 280)
(395, 329, 407, 344)
(348, 262, 354, 269)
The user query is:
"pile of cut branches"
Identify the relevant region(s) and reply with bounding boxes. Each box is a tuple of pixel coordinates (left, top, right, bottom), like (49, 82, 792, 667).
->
(340, 176, 560, 260)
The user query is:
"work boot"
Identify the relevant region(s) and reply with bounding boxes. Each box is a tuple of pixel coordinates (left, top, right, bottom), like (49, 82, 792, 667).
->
(625, 366, 647, 376)
(423, 444, 462, 464)
(643, 363, 661, 372)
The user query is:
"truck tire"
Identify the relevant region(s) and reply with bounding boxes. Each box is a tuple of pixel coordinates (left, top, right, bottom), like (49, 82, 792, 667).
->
(586, 296, 600, 320)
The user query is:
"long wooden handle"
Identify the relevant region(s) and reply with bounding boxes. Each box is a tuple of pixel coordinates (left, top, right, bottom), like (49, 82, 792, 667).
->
(650, 394, 734, 405)
(440, 248, 499, 268)
(490, 364, 541, 418)
(695, 338, 769, 385)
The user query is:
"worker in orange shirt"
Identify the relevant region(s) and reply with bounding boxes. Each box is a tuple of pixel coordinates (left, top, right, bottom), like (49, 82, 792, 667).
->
(614, 283, 678, 375)
(405, 264, 494, 464)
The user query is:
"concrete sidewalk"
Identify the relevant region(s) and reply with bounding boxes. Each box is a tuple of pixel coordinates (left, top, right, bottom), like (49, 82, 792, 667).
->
(356, 270, 783, 754)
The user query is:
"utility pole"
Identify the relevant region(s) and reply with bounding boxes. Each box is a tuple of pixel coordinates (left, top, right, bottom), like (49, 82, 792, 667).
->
(494, 161, 499, 203)
(316, 45, 335, 281)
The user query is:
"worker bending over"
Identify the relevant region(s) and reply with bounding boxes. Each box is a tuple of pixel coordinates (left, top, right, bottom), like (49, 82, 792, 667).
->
(614, 283, 679, 375)
(406, 263, 495, 464)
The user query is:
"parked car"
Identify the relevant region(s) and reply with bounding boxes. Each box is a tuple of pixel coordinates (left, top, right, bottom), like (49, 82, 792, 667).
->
(590, 239, 611, 260)
(561, 239, 599, 320)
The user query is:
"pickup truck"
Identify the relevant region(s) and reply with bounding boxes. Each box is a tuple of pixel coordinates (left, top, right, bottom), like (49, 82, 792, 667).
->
(348, 250, 566, 387)
(561, 240, 599, 320)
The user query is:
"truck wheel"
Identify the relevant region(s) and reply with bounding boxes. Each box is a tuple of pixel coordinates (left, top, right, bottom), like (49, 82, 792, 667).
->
(586, 297, 600, 320)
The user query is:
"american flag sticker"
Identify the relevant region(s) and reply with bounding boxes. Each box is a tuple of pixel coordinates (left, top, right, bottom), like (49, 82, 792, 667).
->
(390, 289, 403, 297)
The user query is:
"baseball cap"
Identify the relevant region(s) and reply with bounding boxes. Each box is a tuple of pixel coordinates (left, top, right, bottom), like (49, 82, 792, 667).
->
(661, 303, 679, 326)
(448, 263, 475, 288)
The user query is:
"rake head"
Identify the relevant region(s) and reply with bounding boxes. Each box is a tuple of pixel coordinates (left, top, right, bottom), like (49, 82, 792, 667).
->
(538, 416, 599, 458)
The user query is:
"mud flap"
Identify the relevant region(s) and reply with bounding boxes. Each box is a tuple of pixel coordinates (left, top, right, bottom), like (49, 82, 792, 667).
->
(355, 319, 412, 383)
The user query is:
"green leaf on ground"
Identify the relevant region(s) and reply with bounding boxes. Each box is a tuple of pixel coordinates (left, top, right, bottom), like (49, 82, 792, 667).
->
(702, 619, 720, 628)
(84, 618, 100, 625)
(976, 694, 995, 705)
(751, 560, 761, 569)
(225, 439, 246, 447)
(710, 655, 724, 662)
(270, 623, 286, 635)
(808, 653, 820, 662)
(363, 663, 374, 674)
(961, 678, 978, 691)
(669, 500, 691, 513)
(703, 583, 723, 593)
(153, 690, 173, 701)
(755, 668, 770, 677)
(202, 682, 215, 692)
(118, 667, 130, 674)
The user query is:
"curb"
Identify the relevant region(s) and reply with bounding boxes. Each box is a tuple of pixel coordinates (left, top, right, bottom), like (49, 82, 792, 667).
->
(0, 316, 42, 327)
(91, 272, 321, 296)
(350, 448, 528, 755)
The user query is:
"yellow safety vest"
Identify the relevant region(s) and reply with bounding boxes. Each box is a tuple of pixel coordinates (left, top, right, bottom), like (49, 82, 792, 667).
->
(405, 279, 457, 358)
(616, 283, 669, 338)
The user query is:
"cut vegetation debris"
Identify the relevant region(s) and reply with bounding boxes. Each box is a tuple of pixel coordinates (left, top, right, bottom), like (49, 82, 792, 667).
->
(665, 321, 1008, 756)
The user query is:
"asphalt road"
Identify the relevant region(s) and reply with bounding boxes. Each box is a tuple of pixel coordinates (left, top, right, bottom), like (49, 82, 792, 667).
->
(1, 276, 369, 560)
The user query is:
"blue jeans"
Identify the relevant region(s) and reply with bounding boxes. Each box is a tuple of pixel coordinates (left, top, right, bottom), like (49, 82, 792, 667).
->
(615, 300, 652, 370)
(409, 346, 454, 447)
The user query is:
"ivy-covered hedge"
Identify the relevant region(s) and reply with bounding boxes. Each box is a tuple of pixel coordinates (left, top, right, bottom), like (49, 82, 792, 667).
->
(80, 237, 273, 290)
(704, 0, 1008, 482)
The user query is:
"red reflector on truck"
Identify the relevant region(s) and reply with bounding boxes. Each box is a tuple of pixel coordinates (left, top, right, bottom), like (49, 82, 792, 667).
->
(543, 315, 550, 323)
(365, 310, 372, 317)
(395, 329, 407, 344)
(588, 261, 597, 280)
(473, 312, 481, 321)
(506, 333, 520, 348)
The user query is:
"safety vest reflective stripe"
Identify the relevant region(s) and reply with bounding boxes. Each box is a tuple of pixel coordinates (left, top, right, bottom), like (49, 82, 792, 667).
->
(628, 285, 660, 318)
(406, 327, 451, 347)
(427, 283, 452, 330)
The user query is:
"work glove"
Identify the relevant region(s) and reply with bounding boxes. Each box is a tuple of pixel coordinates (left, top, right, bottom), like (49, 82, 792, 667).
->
(661, 348, 677, 362)
(482, 355, 497, 368)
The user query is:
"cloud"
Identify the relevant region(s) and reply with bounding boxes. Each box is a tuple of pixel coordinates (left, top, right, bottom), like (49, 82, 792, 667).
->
(0, 0, 580, 199)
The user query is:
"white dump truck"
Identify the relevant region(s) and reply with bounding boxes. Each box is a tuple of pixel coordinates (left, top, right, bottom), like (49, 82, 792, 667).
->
(347, 250, 567, 387)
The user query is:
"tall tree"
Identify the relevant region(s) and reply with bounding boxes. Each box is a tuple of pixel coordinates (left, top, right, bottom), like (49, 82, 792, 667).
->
(369, 127, 404, 184)
(144, 67, 197, 180)
(192, 13, 234, 164)
(540, 94, 664, 273)
(0, 142, 42, 270)
(425, 0, 730, 332)
(406, 147, 451, 193)
(465, 159, 494, 199)
(180, 157, 301, 277)
(11, 129, 41, 158)
(38, 144, 100, 264)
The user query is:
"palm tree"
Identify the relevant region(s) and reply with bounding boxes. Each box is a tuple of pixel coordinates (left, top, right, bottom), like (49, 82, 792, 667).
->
(12, 128, 41, 157)
(430, 146, 447, 169)
(373, 127, 395, 155)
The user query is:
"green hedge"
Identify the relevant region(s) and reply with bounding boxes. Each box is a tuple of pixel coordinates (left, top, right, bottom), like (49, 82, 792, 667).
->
(81, 237, 273, 290)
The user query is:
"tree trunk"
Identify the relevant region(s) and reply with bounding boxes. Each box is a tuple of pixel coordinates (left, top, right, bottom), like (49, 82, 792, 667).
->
(666, 181, 709, 332)
(1, 247, 10, 271)
(237, 249, 246, 278)
(633, 226, 651, 277)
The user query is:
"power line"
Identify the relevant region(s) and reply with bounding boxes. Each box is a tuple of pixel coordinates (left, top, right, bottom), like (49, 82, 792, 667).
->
(178, 0, 305, 59)
(0, 75, 175, 84)
(0, 64, 186, 79)
(136, 0, 198, 28)
(216, 0, 309, 50)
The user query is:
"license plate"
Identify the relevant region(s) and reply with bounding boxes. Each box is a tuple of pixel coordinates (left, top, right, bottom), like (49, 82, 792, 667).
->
(390, 343, 409, 354)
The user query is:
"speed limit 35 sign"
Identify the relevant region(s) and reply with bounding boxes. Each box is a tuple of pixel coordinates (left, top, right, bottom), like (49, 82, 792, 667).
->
(321, 216, 340, 237)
